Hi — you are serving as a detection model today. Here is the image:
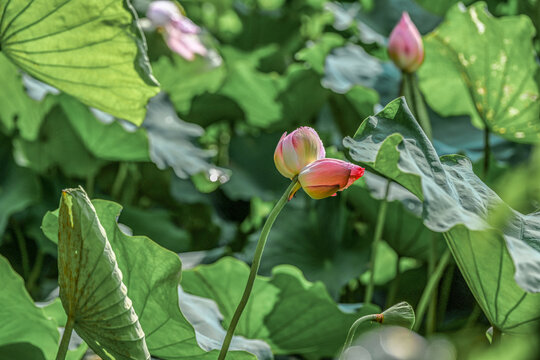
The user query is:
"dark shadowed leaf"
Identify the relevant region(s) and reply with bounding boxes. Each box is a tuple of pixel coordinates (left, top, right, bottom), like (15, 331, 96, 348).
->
(0, 255, 58, 360)
(246, 195, 371, 298)
(59, 95, 150, 162)
(0, 159, 40, 240)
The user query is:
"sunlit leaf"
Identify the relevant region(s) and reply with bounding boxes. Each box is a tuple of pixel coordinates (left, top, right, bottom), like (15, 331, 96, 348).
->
(343, 98, 540, 333)
(419, 2, 540, 143)
(0, 0, 159, 125)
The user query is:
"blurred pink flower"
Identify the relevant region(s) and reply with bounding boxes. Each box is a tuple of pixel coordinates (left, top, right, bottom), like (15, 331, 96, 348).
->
(388, 12, 424, 73)
(274, 127, 326, 179)
(146, 1, 207, 61)
(297, 159, 365, 199)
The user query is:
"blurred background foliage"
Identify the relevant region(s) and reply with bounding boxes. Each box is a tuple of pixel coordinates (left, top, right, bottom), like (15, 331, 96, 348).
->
(0, 0, 539, 359)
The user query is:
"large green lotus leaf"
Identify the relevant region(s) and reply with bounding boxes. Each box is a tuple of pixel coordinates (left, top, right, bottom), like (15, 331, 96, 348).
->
(182, 257, 379, 358)
(58, 188, 150, 359)
(13, 106, 105, 178)
(152, 55, 226, 114)
(58, 95, 150, 162)
(343, 98, 540, 333)
(0, 0, 159, 125)
(0, 159, 40, 240)
(0, 53, 55, 140)
(0, 255, 59, 360)
(44, 196, 255, 359)
(418, 2, 540, 143)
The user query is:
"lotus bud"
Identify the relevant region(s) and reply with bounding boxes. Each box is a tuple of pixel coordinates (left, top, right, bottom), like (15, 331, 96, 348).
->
(146, 1, 207, 61)
(297, 159, 364, 199)
(274, 127, 325, 180)
(388, 12, 424, 73)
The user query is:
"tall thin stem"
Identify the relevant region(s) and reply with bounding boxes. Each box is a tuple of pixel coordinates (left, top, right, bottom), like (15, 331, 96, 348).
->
(483, 126, 490, 177)
(12, 220, 30, 280)
(426, 235, 438, 335)
(218, 180, 298, 360)
(413, 250, 451, 332)
(365, 180, 391, 305)
(56, 316, 75, 360)
(111, 162, 129, 200)
(402, 72, 432, 140)
(491, 326, 502, 345)
(385, 255, 401, 308)
(340, 314, 378, 358)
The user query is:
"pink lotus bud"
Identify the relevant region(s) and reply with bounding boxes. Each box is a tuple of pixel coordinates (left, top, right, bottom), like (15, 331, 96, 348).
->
(146, 1, 207, 61)
(147, 1, 181, 27)
(388, 12, 424, 73)
(274, 127, 326, 179)
(297, 159, 365, 199)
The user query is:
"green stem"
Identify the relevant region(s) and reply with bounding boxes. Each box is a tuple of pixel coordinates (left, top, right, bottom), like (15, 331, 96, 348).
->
(85, 173, 95, 198)
(56, 316, 75, 360)
(483, 126, 490, 177)
(218, 180, 298, 360)
(426, 235, 437, 335)
(402, 72, 432, 140)
(12, 220, 30, 279)
(364, 180, 391, 305)
(385, 255, 401, 308)
(340, 314, 378, 358)
(413, 250, 451, 332)
(491, 326, 502, 345)
(437, 262, 454, 326)
(465, 303, 482, 328)
(26, 250, 45, 294)
(111, 162, 129, 200)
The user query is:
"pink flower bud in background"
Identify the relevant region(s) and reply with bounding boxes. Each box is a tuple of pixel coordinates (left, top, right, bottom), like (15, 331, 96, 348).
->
(274, 127, 326, 179)
(297, 159, 365, 199)
(388, 12, 424, 73)
(146, 1, 207, 61)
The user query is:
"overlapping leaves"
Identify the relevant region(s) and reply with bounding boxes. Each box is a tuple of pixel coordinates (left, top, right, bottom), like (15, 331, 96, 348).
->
(44, 191, 255, 359)
(182, 257, 379, 358)
(343, 98, 540, 333)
